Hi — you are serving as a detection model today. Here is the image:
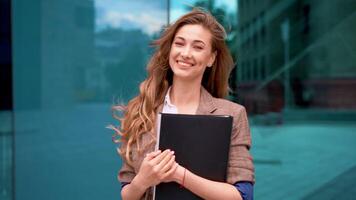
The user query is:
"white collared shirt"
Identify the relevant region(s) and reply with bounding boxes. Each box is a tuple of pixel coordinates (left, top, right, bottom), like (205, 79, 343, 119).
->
(162, 87, 178, 114)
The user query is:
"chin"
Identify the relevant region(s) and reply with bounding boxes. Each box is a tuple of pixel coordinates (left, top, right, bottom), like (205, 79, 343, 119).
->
(172, 71, 192, 80)
(172, 71, 201, 82)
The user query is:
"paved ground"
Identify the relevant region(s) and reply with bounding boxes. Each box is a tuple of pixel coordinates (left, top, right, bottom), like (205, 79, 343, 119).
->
(251, 122, 356, 200)
(1, 105, 356, 200)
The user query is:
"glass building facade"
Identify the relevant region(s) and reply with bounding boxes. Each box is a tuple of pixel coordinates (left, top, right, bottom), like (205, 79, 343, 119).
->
(1, 0, 355, 199)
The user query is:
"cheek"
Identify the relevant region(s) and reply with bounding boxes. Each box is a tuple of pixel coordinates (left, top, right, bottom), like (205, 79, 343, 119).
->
(168, 51, 175, 67)
(198, 54, 211, 65)
(169, 48, 178, 62)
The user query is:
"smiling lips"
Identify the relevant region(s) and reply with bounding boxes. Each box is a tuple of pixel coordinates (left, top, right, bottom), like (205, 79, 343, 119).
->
(177, 60, 194, 67)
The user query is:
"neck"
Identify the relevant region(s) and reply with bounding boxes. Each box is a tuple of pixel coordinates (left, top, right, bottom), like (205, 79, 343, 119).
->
(170, 78, 201, 111)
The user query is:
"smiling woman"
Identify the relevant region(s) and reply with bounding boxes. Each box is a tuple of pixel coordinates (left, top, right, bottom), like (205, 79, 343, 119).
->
(169, 24, 216, 84)
(112, 9, 254, 200)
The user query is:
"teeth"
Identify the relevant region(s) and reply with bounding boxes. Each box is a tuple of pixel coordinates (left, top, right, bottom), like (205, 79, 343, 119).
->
(177, 61, 192, 67)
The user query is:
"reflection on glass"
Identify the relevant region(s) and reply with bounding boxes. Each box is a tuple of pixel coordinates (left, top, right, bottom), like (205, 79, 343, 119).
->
(0, 111, 13, 200)
(0, 0, 13, 199)
(237, 0, 356, 199)
(12, 0, 167, 200)
(9, 0, 356, 199)
(95, 0, 168, 102)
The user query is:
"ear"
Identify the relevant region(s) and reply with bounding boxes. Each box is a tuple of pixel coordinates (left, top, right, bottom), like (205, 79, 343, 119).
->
(207, 51, 217, 67)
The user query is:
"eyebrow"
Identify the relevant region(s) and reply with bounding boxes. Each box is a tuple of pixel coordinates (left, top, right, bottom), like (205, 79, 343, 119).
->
(175, 36, 206, 46)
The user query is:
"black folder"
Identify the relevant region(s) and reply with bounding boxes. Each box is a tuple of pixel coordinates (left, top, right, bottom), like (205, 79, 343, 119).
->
(153, 113, 233, 200)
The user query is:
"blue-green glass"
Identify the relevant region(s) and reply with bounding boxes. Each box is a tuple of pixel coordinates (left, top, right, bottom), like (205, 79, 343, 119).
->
(172, 0, 356, 199)
(0, 111, 13, 200)
(12, 0, 167, 199)
(10, 0, 356, 199)
(237, 0, 356, 199)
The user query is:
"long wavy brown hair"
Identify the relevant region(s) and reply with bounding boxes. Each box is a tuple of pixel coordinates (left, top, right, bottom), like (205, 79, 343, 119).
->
(112, 9, 234, 164)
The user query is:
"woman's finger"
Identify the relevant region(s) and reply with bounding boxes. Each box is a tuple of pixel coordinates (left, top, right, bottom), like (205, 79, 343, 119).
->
(151, 149, 171, 165)
(145, 150, 161, 161)
(161, 154, 176, 173)
(163, 162, 179, 181)
(156, 151, 174, 170)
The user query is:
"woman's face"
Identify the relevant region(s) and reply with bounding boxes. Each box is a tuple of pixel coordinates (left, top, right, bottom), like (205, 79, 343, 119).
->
(169, 24, 216, 83)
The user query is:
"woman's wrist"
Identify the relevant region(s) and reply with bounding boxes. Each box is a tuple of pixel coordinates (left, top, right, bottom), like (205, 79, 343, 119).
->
(131, 174, 149, 193)
(173, 165, 186, 185)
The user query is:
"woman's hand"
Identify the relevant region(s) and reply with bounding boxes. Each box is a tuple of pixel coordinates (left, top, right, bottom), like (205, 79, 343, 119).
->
(135, 149, 178, 189)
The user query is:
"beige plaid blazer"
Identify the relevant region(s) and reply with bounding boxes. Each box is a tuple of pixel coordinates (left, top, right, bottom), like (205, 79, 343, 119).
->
(118, 87, 255, 199)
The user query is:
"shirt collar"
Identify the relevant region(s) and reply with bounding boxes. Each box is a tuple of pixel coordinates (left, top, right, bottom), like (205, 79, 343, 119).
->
(159, 86, 217, 114)
(164, 87, 176, 108)
(162, 87, 178, 114)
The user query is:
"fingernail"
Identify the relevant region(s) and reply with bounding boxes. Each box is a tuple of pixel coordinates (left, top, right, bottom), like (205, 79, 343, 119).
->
(171, 151, 175, 154)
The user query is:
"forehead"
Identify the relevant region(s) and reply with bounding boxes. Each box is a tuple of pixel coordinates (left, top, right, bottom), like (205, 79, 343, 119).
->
(174, 24, 212, 44)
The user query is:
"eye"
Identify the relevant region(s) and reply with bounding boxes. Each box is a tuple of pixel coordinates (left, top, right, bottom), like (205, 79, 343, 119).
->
(174, 42, 184, 46)
(194, 45, 204, 50)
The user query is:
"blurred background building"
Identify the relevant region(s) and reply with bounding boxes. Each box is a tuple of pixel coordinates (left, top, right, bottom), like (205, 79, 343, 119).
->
(1, 0, 356, 200)
(237, 0, 356, 117)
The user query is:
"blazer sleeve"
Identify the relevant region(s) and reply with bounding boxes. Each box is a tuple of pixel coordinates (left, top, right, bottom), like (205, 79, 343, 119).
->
(117, 132, 155, 185)
(117, 143, 136, 183)
(227, 106, 255, 184)
(118, 160, 136, 183)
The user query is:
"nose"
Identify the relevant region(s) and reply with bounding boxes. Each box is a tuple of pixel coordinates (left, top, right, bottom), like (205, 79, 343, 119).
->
(180, 46, 192, 58)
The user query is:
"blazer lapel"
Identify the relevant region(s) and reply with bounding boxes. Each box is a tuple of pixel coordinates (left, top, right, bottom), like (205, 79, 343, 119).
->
(156, 86, 217, 115)
(196, 87, 217, 115)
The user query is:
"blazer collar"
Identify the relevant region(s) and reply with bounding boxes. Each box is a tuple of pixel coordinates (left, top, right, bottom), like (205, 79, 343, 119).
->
(156, 86, 217, 114)
(196, 86, 217, 114)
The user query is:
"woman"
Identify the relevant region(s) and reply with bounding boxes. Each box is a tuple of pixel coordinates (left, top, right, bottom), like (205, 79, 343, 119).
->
(112, 9, 254, 200)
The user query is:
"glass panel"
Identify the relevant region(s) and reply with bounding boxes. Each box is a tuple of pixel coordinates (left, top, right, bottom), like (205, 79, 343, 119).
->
(10, 0, 356, 199)
(12, 0, 167, 199)
(237, 0, 356, 199)
(0, 111, 13, 200)
(0, 0, 13, 199)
